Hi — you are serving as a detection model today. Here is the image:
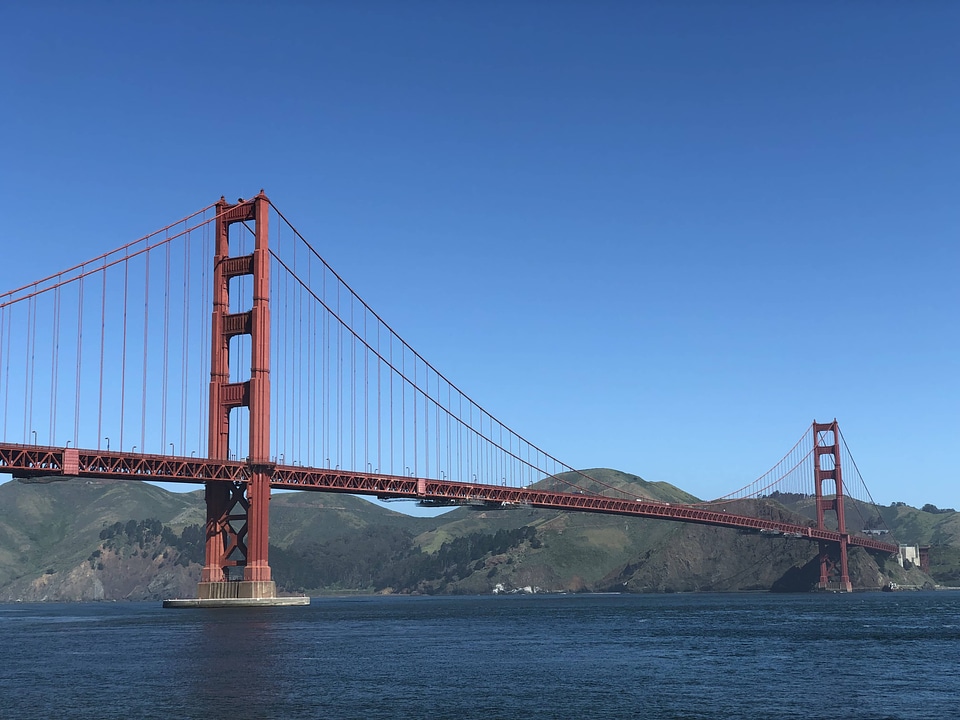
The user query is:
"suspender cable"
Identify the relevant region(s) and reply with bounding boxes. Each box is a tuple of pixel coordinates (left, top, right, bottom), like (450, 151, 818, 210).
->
(337, 286, 342, 467)
(200, 217, 210, 456)
(279, 235, 286, 457)
(424, 363, 429, 479)
(323, 267, 328, 466)
(161, 240, 171, 451)
(437, 374, 442, 480)
(271, 242, 278, 459)
(389, 330, 394, 475)
(23, 293, 35, 444)
(49, 283, 61, 444)
(294, 230, 299, 462)
(413, 355, 418, 477)
(141, 251, 150, 453)
(364, 305, 368, 471)
(351, 295, 356, 470)
(180, 226, 189, 456)
(97, 261, 106, 450)
(308, 253, 314, 467)
(297, 242, 304, 464)
(0, 307, 6, 437)
(75, 273, 84, 448)
(120, 256, 128, 452)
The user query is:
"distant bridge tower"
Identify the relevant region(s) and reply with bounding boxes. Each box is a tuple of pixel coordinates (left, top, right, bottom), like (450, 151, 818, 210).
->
(813, 419, 852, 592)
(198, 193, 275, 601)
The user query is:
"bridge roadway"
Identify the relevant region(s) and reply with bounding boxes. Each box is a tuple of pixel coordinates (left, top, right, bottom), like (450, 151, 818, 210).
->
(0, 443, 898, 555)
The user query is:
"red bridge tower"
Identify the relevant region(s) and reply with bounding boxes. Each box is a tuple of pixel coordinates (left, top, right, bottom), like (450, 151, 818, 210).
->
(198, 193, 276, 601)
(813, 419, 852, 592)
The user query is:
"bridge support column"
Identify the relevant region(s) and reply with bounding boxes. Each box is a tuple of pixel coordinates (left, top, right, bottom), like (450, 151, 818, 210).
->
(814, 420, 852, 592)
(188, 192, 287, 605)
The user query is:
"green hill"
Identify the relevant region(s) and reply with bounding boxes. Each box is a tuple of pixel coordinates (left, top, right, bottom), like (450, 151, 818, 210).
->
(0, 478, 203, 598)
(0, 471, 946, 600)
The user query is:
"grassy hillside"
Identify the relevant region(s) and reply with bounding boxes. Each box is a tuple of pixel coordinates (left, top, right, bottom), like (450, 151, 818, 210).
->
(0, 471, 947, 600)
(0, 478, 202, 595)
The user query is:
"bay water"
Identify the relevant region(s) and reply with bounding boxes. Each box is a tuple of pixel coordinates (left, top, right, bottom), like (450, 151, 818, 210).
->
(1, 592, 957, 719)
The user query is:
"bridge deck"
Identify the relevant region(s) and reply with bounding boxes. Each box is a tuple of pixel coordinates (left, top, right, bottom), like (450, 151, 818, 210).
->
(0, 443, 898, 555)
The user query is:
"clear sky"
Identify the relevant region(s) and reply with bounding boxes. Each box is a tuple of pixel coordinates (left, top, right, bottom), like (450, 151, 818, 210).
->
(1, 2, 957, 510)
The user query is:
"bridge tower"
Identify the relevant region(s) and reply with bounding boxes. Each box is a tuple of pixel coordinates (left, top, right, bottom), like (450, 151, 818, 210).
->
(813, 419, 852, 592)
(198, 193, 276, 601)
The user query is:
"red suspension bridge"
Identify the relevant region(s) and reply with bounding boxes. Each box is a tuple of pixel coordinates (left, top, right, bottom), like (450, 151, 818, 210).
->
(0, 193, 897, 599)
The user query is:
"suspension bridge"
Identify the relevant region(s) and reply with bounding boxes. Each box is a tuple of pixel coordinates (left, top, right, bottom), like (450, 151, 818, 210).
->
(0, 192, 898, 602)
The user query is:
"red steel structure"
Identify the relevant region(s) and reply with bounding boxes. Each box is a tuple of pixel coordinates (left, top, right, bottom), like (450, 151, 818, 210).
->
(813, 420, 851, 591)
(200, 193, 275, 600)
(0, 192, 900, 597)
(0, 442, 898, 556)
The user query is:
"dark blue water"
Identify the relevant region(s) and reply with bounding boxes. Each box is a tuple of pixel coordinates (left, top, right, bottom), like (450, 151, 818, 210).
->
(1, 592, 957, 719)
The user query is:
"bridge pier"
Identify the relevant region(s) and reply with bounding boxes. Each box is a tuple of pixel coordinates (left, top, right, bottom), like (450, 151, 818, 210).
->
(816, 537, 853, 593)
(165, 581, 306, 608)
(197, 580, 277, 600)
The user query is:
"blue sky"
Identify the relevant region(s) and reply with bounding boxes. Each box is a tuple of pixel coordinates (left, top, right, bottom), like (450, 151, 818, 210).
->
(1, 2, 957, 510)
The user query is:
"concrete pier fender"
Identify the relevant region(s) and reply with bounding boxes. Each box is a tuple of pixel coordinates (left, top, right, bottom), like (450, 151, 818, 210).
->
(163, 596, 310, 608)
(163, 580, 310, 608)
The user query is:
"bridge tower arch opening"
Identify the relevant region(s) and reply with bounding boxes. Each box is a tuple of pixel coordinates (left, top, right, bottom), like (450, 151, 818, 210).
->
(198, 193, 276, 601)
(813, 419, 852, 592)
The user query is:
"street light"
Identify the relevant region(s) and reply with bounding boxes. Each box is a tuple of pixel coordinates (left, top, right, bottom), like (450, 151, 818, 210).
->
(169, 443, 175, 455)
(31, 430, 37, 445)
(104, 437, 110, 452)
(132, 446, 137, 454)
